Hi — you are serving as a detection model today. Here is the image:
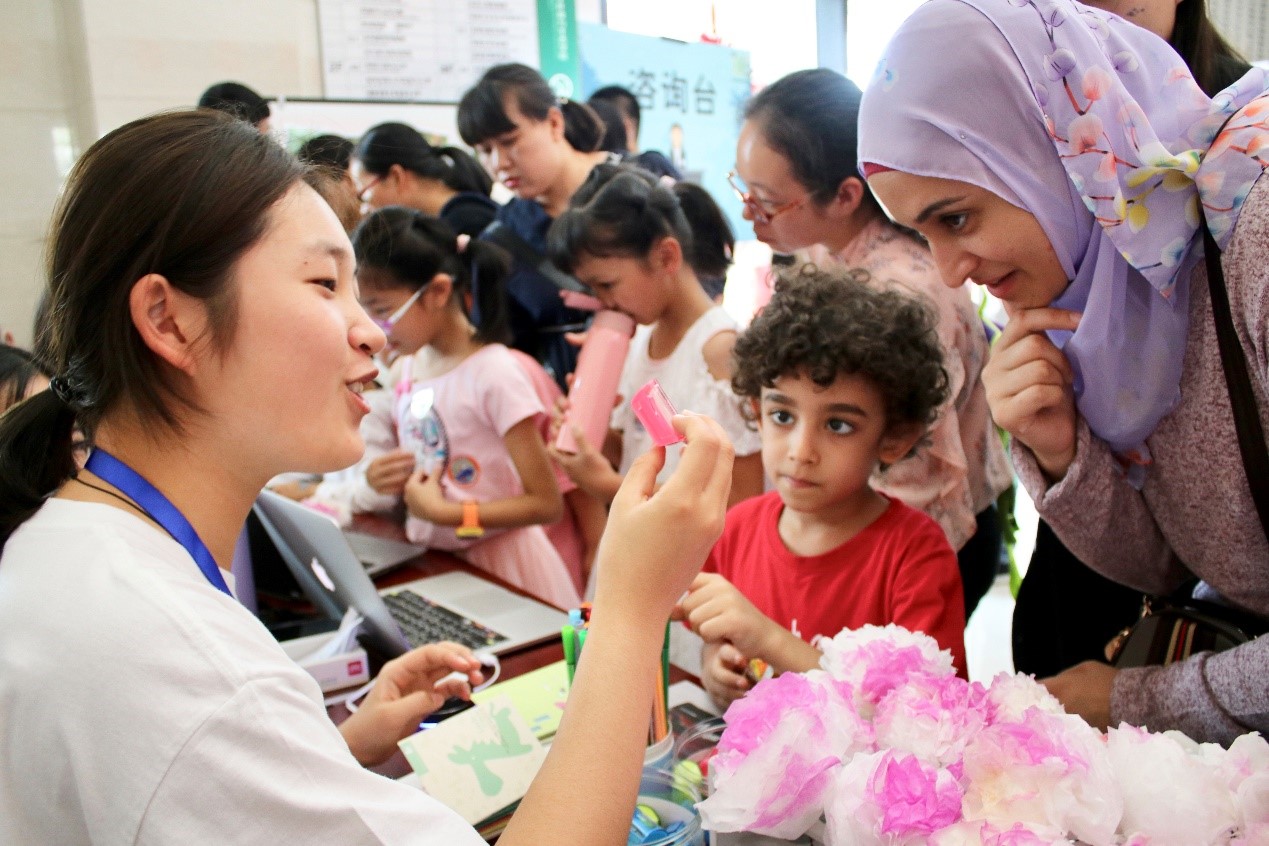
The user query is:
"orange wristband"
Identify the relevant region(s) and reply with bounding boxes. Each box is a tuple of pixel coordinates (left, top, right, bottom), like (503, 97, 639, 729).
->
(456, 500, 484, 539)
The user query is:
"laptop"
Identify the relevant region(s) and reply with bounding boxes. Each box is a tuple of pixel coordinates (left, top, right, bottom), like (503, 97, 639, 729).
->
(344, 530, 425, 577)
(251, 490, 567, 659)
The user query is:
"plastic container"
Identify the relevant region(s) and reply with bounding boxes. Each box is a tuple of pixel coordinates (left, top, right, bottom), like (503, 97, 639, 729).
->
(555, 310, 636, 455)
(645, 729, 675, 772)
(630, 767, 706, 846)
(673, 716, 727, 798)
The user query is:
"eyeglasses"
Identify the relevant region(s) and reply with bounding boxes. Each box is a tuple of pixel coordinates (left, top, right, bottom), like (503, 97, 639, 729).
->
(727, 171, 807, 224)
(356, 175, 382, 204)
(371, 287, 424, 332)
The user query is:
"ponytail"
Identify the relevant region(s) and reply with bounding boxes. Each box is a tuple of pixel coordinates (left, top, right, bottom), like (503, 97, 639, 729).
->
(352, 206, 512, 345)
(557, 100, 604, 154)
(355, 123, 492, 196)
(0, 390, 79, 548)
(672, 182, 734, 281)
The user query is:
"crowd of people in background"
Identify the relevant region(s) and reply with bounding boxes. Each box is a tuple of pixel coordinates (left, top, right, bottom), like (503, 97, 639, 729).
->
(1, 0, 1266, 841)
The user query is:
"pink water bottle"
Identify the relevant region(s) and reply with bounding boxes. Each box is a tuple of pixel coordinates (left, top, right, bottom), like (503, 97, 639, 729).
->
(555, 310, 636, 454)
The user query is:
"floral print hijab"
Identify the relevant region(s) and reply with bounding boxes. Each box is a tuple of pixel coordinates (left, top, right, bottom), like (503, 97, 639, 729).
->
(858, 0, 1269, 482)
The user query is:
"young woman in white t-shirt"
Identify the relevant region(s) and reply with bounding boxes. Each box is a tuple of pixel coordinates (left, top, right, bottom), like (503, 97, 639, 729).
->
(546, 164, 764, 507)
(0, 109, 734, 844)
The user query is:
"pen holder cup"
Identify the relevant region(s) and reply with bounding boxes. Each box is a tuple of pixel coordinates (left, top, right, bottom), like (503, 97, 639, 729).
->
(672, 716, 726, 798)
(632, 766, 706, 846)
(645, 729, 675, 772)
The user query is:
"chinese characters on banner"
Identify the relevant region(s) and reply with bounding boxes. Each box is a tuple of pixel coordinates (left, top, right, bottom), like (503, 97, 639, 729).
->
(579, 23, 752, 237)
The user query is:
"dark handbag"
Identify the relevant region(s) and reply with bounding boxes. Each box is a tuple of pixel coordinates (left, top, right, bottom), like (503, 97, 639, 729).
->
(1108, 216, 1269, 667)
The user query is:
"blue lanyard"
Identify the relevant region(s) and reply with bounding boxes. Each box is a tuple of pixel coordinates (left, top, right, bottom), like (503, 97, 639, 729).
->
(84, 449, 233, 598)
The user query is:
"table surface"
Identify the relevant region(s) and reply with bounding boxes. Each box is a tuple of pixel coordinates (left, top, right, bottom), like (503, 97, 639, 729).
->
(333, 513, 698, 779)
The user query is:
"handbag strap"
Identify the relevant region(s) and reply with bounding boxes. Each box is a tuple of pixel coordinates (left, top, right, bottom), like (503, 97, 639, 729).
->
(1201, 215, 1269, 545)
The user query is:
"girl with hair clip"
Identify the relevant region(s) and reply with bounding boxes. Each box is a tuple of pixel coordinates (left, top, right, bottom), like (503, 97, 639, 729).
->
(546, 164, 766, 508)
(858, 0, 1269, 743)
(351, 206, 582, 608)
(734, 67, 1013, 620)
(352, 122, 498, 239)
(457, 63, 613, 389)
(0, 109, 735, 844)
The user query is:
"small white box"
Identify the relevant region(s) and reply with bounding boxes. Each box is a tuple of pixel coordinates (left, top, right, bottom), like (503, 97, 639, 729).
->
(281, 632, 370, 693)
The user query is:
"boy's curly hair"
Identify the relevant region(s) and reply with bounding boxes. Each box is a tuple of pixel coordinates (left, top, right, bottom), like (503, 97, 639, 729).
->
(732, 265, 950, 432)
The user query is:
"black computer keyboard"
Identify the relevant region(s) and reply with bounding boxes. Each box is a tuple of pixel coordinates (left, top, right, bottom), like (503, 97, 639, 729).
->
(382, 590, 508, 651)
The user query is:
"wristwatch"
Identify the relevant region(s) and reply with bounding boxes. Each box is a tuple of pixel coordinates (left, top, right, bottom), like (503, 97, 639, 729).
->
(456, 500, 485, 539)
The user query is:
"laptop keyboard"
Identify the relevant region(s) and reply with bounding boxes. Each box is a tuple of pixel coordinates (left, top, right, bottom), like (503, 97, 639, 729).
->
(382, 589, 508, 651)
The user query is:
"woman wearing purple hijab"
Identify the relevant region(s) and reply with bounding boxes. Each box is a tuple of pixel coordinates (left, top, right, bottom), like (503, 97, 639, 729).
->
(859, 0, 1269, 744)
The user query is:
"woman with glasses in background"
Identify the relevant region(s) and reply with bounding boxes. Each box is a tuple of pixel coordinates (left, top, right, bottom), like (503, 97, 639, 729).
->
(732, 68, 1013, 621)
(351, 122, 499, 240)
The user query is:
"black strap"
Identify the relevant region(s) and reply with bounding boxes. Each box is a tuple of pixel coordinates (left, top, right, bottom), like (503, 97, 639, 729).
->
(1201, 215, 1269, 544)
(483, 222, 590, 295)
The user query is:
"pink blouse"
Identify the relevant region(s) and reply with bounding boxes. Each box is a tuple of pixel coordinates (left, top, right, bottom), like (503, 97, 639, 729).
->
(807, 217, 1013, 550)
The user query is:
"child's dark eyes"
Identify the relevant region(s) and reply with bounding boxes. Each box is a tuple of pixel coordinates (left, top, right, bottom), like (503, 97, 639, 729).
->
(768, 408, 794, 426)
(826, 418, 855, 435)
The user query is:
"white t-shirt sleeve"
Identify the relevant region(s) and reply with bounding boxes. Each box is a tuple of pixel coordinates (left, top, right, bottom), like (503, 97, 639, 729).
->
(136, 678, 483, 846)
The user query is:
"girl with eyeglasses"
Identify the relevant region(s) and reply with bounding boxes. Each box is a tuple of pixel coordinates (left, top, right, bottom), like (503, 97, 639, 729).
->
(457, 63, 614, 390)
(351, 122, 498, 240)
(0, 110, 736, 842)
(733, 68, 1013, 620)
(352, 207, 582, 608)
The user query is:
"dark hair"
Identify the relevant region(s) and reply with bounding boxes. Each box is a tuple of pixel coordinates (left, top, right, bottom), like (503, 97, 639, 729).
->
(355, 122, 492, 196)
(197, 81, 270, 126)
(547, 164, 694, 272)
(304, 166, 361, 233)
(588, 99, 630, 154)
(589, 85, 640, 132)
(298, 133, 354, 171)
(745, 68, 874, 208)
(1170, 0, 1250, 96)
(0, 345, 49, 413)
(674, 182, 734, 281)
(457, 63, 603, 153)
(0, 110, 305, 550)
(732, 266, 949, 436)
(351, 207, 511, 345)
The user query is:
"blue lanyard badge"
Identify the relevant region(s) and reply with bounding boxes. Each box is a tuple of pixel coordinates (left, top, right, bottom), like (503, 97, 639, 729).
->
(84, 449, 233, 598)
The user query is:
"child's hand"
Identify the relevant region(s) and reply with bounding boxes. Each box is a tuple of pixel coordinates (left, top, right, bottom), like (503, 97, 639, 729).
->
(677, 572, 782, 663)
(594, 413, 733, 624)
(339, 642, 483, 766)
(366, 448, 416, 496)
(403, 467, 456, 526)
(701, 640, 752, 710)
(547, 423, 622, 503)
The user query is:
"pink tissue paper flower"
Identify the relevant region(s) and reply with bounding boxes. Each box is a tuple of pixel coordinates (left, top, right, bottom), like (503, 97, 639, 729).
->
(818, 624, 954, 717)
(700, 670, 872, 839)
(824, 750, 963, 845)
(873, 673, 989, 768)
(961, 709, 1121, 846)
(1106, 723, 1240, 846)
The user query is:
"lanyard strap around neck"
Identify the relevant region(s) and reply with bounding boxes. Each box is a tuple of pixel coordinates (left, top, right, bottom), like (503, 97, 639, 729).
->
(84, 449, 233, 598)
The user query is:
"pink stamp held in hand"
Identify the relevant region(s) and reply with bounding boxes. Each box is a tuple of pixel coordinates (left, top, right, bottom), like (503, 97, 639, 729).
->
(631, 379, 684, 447)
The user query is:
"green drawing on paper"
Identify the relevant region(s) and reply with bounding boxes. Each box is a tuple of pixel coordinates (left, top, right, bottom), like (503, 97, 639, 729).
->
(447, 706, 534, 796)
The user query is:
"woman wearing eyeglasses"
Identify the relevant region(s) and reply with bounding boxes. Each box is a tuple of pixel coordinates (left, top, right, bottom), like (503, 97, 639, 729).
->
(351, 122, 498, 240)
(732, 68, 1013, 619)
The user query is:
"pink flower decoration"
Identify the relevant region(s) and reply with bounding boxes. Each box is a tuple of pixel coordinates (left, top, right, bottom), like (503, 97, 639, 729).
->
(1067, 113, 1104, 155)
(1082, 66, 1113, 102)
(871, 752, 964, 837)
(874, 673, 989, 768)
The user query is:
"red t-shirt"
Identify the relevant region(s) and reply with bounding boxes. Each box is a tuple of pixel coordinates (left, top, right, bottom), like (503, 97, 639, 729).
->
(704, 490, 967, 675)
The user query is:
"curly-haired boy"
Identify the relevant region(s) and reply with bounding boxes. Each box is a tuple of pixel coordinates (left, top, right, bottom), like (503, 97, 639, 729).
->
(678, 266, 967, 708)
